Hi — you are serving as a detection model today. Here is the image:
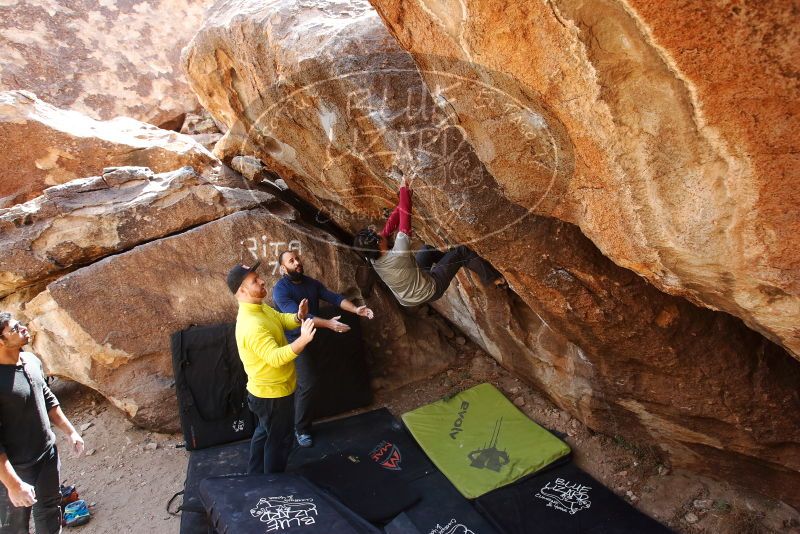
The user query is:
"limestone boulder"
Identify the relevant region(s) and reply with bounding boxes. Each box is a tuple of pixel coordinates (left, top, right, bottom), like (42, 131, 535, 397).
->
(183, 0, 800, 506)
(0, 0, 211, 126)
(367, 0, 800, 360)
(0, 166, 271, 297)
(0, 91, 218, 207)
(25, 206, 455, 431)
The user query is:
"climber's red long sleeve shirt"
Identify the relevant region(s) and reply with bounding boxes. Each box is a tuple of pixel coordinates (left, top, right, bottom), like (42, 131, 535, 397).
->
(380, 186, 412, 238)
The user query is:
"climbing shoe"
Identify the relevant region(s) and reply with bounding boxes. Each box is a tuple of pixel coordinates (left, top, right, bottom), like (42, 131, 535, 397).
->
(63, 499, 91, 527)
(295, 432, 313, 448)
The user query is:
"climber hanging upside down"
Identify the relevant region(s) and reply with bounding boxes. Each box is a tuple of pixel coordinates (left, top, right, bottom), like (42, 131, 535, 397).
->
(353, 172, 507, 308)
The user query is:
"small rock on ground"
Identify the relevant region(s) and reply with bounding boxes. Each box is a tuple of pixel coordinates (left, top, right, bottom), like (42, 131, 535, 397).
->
(693, 499, 713, 511)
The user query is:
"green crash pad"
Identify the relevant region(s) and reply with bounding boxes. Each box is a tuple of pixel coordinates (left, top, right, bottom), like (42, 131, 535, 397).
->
(402, 383, 571, 499)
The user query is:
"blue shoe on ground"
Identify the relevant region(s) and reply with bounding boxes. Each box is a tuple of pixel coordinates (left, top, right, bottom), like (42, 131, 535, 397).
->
(295, 431, 313, 448)
(64, 499, 91, 527)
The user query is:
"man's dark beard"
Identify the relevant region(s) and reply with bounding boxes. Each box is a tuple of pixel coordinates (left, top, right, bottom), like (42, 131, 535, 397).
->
(286, 270, 303, 282)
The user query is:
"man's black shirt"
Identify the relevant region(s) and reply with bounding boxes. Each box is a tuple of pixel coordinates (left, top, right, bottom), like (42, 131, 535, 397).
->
(0, 352, 58, 467)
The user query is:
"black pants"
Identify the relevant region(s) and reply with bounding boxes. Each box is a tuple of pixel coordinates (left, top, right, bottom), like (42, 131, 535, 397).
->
(293, 349, 315, 435)
(0, 445, 61, 534)
(415, 244, 502, 302)
(247, 393, 295, 474)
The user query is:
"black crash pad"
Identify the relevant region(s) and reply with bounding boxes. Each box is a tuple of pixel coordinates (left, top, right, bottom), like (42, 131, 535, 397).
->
(384, 512, 480, 534)
(300, 307, 373, 420)
(179, 510, 212, 534)
(402, 471, 499, 534)
(383, 513, 423, 533)
(182, 440, 250, 514)
(199, 473, 379, 533)
(287, 408, 434, 482)
(181, 409, 432, 517)
(171, 323, 256, 450)
(298, 451, 420, 523)
(475, 462, 674, 534)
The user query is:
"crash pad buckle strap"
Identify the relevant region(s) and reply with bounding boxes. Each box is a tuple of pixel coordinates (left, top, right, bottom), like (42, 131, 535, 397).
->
(166, 490, 184, 516)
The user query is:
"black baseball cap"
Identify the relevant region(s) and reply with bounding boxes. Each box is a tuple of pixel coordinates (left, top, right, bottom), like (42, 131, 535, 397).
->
(226, 261, 261, 294)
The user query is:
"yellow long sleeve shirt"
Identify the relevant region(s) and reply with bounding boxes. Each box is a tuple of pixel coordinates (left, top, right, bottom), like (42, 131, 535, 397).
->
(235, 302, 302, 398)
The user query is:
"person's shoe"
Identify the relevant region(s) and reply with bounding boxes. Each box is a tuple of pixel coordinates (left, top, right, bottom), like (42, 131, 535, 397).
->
(295, 432, 313, 448)
(64, 499, 91, 527)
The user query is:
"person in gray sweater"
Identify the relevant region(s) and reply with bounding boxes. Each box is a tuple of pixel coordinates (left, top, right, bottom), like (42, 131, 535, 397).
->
(354, 174, 505, 308)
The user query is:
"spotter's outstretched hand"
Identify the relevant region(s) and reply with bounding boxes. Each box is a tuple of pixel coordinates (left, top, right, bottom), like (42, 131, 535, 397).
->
(356, 305, 374, 319)
(297, 298, 309, 321)
(328, 316, 351, 334)
(299, 318, 316, 344)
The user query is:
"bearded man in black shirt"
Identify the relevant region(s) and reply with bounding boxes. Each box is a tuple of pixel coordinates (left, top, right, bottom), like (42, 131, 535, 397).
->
(0, 312, 84, 534)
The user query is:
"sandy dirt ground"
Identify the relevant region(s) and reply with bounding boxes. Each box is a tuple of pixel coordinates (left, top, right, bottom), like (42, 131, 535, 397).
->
(52, 341, 799, 534)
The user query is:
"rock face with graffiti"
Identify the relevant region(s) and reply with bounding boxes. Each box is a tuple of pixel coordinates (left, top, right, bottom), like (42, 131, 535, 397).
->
(4, 171, 457, 431)
(182, 0, 800, 507)
(1, 0, 798, 513)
